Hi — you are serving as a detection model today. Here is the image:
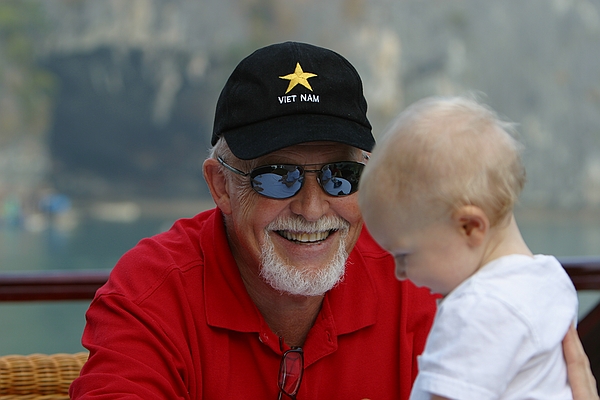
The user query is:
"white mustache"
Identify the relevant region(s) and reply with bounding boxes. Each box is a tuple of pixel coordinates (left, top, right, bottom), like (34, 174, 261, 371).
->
(265, 215, 350, 234)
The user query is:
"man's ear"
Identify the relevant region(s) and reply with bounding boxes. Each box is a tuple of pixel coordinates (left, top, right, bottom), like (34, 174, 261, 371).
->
(203, 158, 232, 215)
(452, 205, 489, 247)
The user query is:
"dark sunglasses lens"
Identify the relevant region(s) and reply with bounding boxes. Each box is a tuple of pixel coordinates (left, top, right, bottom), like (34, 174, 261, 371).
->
(250, 165, 303, 199)
(278, 350, 303, 395)
(320, 162, 364, 196)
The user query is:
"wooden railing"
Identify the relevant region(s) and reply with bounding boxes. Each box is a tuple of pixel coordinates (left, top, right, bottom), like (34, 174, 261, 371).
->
(2, 257, 599, 300)
(0, 270, 109, 302)
(1, 257, 600, 389)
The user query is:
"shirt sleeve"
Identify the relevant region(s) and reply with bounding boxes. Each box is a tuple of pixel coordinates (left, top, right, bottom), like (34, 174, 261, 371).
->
(69, 292, 193, 399)
(411, 292, 536, 400)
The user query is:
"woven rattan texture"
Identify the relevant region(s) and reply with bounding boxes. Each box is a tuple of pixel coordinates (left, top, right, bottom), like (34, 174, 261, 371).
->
(0, 352, 88, 400)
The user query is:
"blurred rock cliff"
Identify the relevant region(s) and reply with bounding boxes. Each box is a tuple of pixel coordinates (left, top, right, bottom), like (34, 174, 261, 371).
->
(1, 0, 600, 209)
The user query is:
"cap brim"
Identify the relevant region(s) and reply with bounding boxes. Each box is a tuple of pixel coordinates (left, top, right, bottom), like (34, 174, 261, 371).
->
(222, 114, 374, 160)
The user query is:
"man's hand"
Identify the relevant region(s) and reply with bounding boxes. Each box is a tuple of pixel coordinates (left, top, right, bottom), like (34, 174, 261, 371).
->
(564, 324, 599, 400)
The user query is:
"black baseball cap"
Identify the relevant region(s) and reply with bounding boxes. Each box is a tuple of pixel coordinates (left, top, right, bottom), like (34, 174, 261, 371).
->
(211, 41, 374, 160)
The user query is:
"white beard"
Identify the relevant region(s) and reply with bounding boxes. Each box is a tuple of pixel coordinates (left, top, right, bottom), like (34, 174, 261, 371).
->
(259, 216, 350, 296)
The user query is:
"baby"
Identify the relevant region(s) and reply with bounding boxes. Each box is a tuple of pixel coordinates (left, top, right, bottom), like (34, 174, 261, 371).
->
(359, 96, 578, 399)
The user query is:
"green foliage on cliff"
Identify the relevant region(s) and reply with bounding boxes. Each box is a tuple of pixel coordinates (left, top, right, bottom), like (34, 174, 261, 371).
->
(0, 0, 56, 142)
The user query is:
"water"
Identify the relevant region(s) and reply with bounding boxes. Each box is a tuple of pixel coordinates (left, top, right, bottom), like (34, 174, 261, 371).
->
(0, 200, 204, 355)
(0, 204, 599, 355)
(0, 218, 172, 355)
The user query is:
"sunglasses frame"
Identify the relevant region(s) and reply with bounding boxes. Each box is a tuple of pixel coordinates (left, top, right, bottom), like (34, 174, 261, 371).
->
(217, 156, 364, 199)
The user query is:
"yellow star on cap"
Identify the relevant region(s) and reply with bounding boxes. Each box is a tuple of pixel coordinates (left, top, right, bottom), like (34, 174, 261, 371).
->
(279, 63, 317, 94)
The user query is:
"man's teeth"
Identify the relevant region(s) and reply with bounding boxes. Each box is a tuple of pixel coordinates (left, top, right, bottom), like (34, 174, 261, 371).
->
(280, 230, 331, 243)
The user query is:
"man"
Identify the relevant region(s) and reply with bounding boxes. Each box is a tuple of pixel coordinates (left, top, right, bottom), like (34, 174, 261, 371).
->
(70, 42, 597, 399)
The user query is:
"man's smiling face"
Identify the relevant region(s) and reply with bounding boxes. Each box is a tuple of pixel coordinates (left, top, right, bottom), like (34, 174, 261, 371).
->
(222, 141, 365, 296)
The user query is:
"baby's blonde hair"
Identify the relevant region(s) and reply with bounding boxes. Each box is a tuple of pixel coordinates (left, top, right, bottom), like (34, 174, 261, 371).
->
(361, 96, 526, 227)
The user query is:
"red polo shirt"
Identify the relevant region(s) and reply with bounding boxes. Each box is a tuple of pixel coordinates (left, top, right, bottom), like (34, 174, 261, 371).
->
(70, 207, 436, 399)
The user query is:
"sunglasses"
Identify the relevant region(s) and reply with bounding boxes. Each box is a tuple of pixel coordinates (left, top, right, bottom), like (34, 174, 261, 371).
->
(278, 347, 304, 400)
(217, 156, 365, 199)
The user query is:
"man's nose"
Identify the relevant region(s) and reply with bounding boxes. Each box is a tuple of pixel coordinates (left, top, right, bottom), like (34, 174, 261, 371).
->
(288, 172, 329, 221)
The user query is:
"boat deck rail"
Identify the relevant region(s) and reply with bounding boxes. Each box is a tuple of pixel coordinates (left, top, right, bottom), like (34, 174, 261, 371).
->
(2, 257, 596, 301)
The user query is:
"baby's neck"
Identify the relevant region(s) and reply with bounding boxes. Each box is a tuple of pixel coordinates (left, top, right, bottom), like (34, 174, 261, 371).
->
(481, 214, 533, 266)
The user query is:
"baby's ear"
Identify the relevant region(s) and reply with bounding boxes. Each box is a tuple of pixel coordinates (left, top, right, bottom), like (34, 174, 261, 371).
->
(452, 205, 489, 247)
